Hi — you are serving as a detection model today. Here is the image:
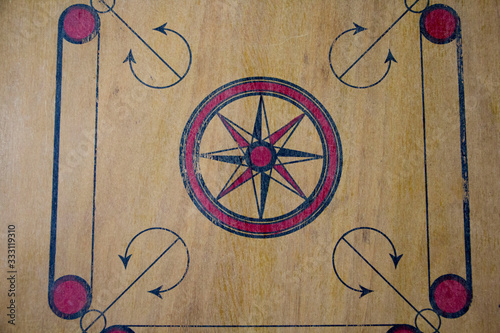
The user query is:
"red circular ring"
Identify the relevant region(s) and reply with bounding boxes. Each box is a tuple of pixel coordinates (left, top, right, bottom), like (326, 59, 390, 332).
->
(181, 78, 342, 237)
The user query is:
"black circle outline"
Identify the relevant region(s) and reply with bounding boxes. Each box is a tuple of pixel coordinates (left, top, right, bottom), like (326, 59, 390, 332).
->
(414, 308, 441, 333)
(429, 274, 472, 318)
(79, 309, 107, 332)
(90, 0, 116, 14)
(60, 4, 100, 45)
(404, 0, 430, 14)
(48, 275, 92, 320)
(179, 77, 342, 238)
(420, 4, 460, 45)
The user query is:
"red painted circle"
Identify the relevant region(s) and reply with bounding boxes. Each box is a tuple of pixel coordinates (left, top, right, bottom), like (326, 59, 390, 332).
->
(63, 7, 96, 41)
(424, 8, 457, 41)
(52, 280, 89, 315)
(251, 146, 272, 167)
(434, 279, 469, 314)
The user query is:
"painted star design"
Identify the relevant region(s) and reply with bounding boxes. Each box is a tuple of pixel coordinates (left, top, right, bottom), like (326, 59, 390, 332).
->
(201, 95, 323, 219)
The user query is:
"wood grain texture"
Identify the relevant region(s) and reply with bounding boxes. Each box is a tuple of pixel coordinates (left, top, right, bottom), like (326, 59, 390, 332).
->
(0, 0, 499, 332)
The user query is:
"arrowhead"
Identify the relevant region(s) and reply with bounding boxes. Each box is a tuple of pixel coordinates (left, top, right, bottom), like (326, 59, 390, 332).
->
(153, 22, 168, 36)
(353, 23, 367, 35)
(390, 253, 403, 269)
(148, 286, 163, 299)
(385, 50, 397, 64)
(359, 285, 374, 298)
(123, 50, 136, 64)
(118, 254, 132, 269)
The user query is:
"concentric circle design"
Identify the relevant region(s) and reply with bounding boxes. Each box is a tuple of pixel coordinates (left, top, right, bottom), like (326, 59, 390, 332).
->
(180, 77, 342, 238)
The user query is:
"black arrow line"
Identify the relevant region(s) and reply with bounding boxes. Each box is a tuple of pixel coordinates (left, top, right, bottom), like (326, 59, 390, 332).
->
(343, 238, 439, 332)
(98, 1, 192, 89)
(97, 0, 181, 79)
(332, 227, 403, 297)
(338, 0, 422, 80)
(330, 46, 397, 89)
(148, 237, 190, 299)
(119, 227, 182, 269)
(332, 238, 372, 297)
(123, 23, 192, 89)
(86, 238, 182, 331)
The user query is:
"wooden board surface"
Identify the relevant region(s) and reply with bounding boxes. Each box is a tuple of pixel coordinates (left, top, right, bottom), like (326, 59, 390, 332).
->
(1, 0, 499, 332)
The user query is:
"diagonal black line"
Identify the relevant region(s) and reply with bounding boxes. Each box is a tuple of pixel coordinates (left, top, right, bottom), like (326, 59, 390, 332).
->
(276, 117, 304, 152)
(251, 170, 261, 216)
(224, 115, 253, 137)
(339, 0, 421, 79)
(85, 239, 181, 331)
(343, 238, 439, 332)
(218, 165, 242, 198)
(101, 1, 181, 79)
(275, 158, 305, 198)
(269, 175, 302, 198)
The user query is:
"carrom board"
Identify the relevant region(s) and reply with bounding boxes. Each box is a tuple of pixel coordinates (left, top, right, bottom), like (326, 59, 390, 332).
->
(1, 0, 500, 332)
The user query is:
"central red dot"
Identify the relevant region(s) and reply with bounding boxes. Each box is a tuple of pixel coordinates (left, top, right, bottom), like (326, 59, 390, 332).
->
(424, 8, 457, 41)
(53, 280, 89, 315)
(251, 146, 272, 167)
(63, 7, 96, 41)
(434, 279, 469, 314)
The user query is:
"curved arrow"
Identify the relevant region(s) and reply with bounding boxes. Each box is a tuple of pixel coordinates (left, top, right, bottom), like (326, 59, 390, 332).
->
(332, 227, 403, 297)
(328, 0, 426, 89)
(94, 0, 192, 89)
(147, 236, 190, 299)
(119, 227, 185, 268)
(85, 229, 189, 331)
(118, 227, 190, 299)
(329, 24, 397, 89)
(124, 23, 192, 89)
